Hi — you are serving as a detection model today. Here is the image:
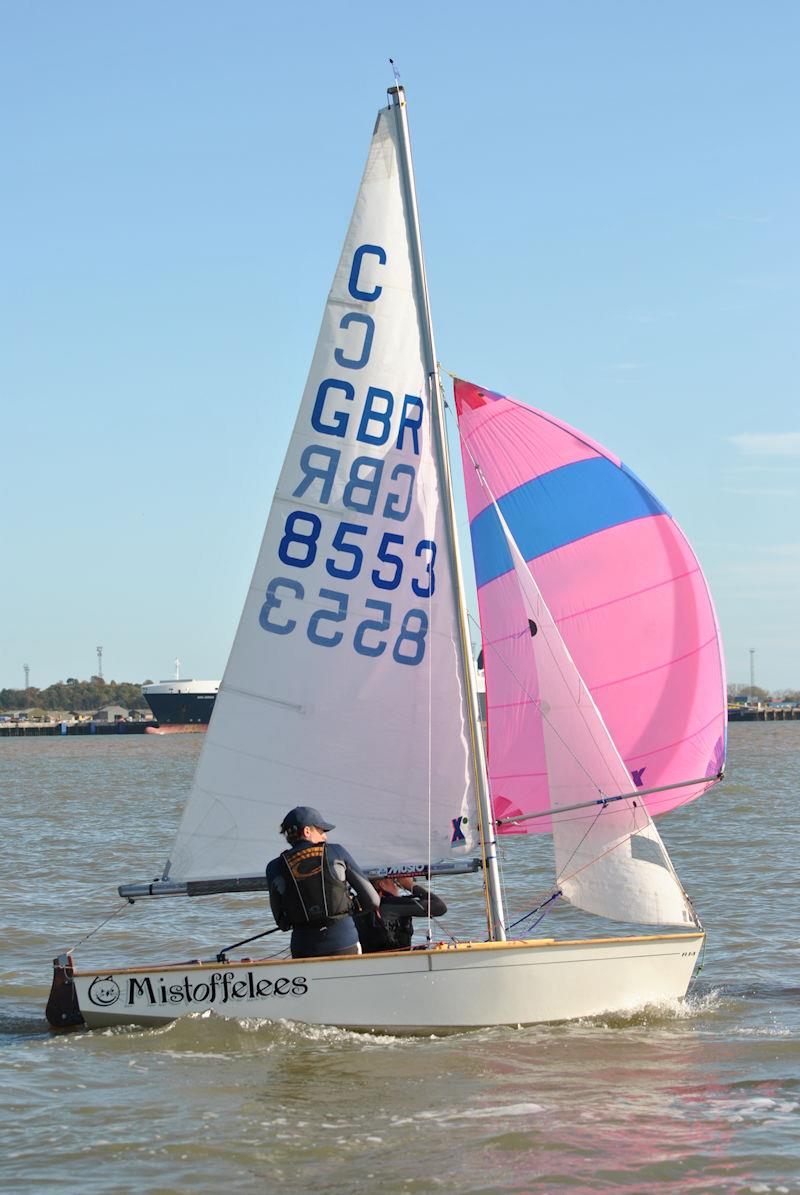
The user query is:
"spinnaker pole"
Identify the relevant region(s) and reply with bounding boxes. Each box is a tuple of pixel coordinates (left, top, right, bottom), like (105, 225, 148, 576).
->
(387, 85, 507, 941)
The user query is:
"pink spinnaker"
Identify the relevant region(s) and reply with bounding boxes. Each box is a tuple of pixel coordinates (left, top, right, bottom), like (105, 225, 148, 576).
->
(455, 379, 726, 834)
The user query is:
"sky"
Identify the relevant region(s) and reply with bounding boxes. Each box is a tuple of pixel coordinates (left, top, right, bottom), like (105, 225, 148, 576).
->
(2, 1, 798, 693)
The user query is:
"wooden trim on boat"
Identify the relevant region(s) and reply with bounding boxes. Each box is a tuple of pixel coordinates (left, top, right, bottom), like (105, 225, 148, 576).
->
(71, 931, 705, 978)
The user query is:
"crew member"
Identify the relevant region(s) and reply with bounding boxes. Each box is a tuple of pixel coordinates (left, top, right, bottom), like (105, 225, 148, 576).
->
(356, 875, 447, 953)
(266, 806, 379, 959)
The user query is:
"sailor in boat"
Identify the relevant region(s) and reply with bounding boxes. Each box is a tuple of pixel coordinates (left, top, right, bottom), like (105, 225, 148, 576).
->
(266, 807, 379, 959)
(356, 876, 447, 953)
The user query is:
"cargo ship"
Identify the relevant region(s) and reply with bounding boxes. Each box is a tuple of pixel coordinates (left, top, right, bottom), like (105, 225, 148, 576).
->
(142, 672, 219, 734)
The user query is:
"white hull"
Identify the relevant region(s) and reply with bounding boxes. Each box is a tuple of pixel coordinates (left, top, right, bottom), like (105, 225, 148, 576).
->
(66, 933, 704, 1032)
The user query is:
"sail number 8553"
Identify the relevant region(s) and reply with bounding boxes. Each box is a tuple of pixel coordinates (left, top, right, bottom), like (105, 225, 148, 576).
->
(259, 579, 428, 665)
(277, 512, 436, 596)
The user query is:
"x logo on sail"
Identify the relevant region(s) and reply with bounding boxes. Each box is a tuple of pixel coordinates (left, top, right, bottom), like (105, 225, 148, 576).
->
(451, 816, 467, 845)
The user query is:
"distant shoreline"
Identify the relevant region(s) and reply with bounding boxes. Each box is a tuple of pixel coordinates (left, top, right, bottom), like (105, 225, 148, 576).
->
(0, 719, 153, 737)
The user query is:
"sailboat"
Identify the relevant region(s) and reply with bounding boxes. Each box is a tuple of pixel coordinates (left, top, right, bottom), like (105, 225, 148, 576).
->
(47, 85, 726, 1032)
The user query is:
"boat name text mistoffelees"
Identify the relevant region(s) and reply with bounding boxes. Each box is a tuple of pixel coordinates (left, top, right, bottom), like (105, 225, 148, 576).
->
(86, 971, 308, 1008)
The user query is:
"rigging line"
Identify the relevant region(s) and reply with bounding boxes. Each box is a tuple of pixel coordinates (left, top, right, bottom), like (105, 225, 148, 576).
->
(216, 926, 280, 962)
(424, 399, 434, 948)
(498, 773, 722, 826)
(556, 813, 697, 925)
(526, 907, 555, 934)
(506, 889, 562, 933)
(634, 818, 700, 928)
(437, 366, 496, 936)
(69, 901, 130, 953)
(497, 838, 512, 934)
(422, 914, 452, 942)
(449, 403, 638, 800)
(464, 561, 697, 918)
(554, 787, 675, 890)
(449, 409, 620, 794)
(467, 383, 627, 473)
(465, 606, 604, 799)
(620, 789, 700, 927)
(423, 917, 462, 946)
(504, 880, 560, 923)
(546, 813, 699, 930)
(553, 803, 609, 888)
(425, 368, 454, 940)
(689, 932, 707, 983)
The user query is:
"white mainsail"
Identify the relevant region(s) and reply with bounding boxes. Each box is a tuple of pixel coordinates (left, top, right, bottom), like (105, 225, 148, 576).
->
(491, 499, 696, 927)
(165, 105, 480, 881)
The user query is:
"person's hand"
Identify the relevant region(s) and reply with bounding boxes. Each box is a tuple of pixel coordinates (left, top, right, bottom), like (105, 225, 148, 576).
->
(397, 876, 415, 891)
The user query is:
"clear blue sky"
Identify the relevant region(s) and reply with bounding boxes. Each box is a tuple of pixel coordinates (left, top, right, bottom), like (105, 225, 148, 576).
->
(2, 2, 797, 692)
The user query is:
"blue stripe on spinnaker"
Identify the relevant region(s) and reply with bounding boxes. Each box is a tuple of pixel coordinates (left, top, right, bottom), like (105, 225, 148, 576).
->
(471, 456, 666, 588)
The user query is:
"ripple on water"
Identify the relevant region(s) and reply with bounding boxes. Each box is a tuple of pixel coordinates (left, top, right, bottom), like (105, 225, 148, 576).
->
(2, 726, 800, 1191)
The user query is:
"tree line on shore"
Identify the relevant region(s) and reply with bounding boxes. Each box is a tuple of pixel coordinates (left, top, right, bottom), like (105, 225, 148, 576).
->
(728, 685, 800, 704)
(2, 679, 798, 715)
(0, 677, 151, 713)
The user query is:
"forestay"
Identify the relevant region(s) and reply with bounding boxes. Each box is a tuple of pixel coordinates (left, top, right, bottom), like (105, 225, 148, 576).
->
(165, 107, 480, 882)
(455, 380, 726, 836)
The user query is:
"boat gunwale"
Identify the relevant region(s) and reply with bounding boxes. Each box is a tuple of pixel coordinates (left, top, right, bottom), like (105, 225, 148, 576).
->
(70, 931, 705, 977)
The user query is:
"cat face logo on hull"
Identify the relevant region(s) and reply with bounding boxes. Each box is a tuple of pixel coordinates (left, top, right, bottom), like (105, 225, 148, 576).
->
(87, 975, 121, 1006)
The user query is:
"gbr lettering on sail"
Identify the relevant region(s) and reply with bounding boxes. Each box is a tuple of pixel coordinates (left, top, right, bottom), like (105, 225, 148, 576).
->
(258, 242, 436, 667)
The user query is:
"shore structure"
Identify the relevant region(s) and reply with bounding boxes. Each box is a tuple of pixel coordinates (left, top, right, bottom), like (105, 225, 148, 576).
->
(726, 703, 800, 722)
(0, 717, 154, 737)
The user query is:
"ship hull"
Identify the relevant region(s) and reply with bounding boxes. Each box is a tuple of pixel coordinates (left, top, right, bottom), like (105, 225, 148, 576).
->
(52, 933, 704, 1032)
(145, 724, 207, 735)
(142, 692, 216, 725)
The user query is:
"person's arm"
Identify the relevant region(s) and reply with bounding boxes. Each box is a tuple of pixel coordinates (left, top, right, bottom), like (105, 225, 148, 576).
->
(396, 876, 446, 917)
(411, 883, 447, 918)
(266, 861, 291, 931)
(381, 884, 447, 919)
(337, 847, 380, 911)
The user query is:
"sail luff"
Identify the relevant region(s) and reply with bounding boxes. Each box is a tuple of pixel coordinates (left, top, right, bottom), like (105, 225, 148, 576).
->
(387, 87, 506, 940)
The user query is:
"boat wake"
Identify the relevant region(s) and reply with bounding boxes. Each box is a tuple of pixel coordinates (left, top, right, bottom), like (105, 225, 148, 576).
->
(572, 986, 726, 1029)
(89, 1009, 410, 1051)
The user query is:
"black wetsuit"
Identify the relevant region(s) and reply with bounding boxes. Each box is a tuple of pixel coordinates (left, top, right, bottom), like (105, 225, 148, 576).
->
(356, 884, 447, 953)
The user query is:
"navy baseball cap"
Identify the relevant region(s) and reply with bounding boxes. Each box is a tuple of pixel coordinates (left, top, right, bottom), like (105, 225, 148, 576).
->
(280, 806, 335, 833)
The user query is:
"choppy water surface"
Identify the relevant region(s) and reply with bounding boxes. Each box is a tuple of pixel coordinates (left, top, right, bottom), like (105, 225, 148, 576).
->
(2, 725, 799, 1192)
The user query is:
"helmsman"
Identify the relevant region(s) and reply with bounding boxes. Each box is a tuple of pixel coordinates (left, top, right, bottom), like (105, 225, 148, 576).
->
(266, 806, 379, 959)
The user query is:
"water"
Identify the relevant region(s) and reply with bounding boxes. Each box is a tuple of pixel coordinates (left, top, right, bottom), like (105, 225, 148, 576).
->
(2, 725, 799, 1192)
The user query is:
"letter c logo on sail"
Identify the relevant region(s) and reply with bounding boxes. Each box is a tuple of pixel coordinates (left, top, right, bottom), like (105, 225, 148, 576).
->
(348, 244, 387, 301)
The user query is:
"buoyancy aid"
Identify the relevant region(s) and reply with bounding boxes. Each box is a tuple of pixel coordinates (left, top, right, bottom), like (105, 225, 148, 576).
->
(279, 843, 352, 927)
(356, 909, 412, 952)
